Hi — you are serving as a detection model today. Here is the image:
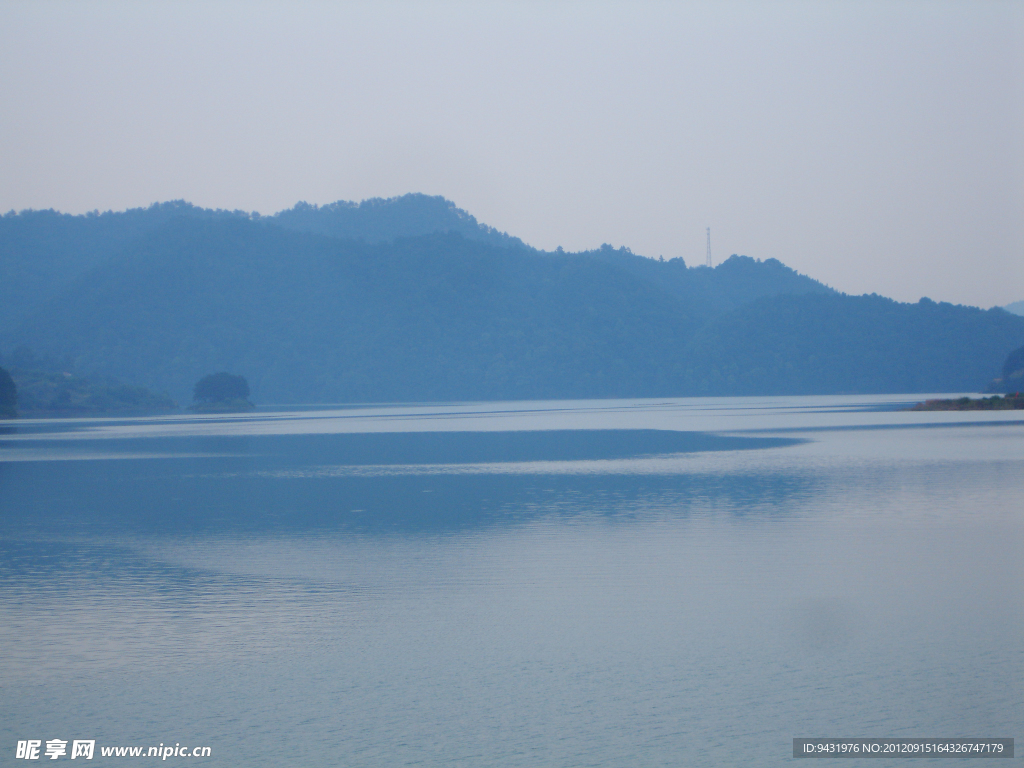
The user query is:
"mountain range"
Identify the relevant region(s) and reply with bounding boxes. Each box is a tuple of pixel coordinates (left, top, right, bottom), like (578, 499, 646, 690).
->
(2, 194, 1022, 404)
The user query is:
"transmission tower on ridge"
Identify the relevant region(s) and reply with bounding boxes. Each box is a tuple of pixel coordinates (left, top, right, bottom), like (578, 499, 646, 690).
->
(705, 227, 712, 267)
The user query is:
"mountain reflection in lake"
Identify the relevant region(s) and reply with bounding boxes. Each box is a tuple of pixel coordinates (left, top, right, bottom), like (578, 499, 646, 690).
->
(1, 396, 1021, 767)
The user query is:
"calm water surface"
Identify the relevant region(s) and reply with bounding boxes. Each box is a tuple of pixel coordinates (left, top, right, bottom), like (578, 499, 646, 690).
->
(1, 396, 1021, 766)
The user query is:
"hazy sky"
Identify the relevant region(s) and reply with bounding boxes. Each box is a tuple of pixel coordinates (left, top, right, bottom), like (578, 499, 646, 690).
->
(1, 0, 1021, 307)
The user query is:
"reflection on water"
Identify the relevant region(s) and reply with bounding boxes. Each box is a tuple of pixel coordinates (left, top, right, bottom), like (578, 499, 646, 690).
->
(0, 397, 1021, 767)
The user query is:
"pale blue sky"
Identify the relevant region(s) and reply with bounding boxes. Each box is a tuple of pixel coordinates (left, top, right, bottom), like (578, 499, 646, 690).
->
(1, 0, 1021, 307)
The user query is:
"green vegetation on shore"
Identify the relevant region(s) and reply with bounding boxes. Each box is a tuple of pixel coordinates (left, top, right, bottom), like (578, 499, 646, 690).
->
(910, 394, 1024, 411)
(2, 360, 176, 416)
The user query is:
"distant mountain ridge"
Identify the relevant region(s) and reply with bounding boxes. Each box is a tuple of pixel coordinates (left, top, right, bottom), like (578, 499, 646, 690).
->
(0, 194, 517, 334)
(0, 201, 246, 333)
(586, 245, 833, 315)
(0, 193, 834, 339)
(2, 195, 1022, 402)
(271, 194, 528, 250)
(8, 220, 700, 402)
(683, 293, 1024, 395)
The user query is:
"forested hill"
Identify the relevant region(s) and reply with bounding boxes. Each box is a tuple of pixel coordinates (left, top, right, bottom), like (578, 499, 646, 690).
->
(8, 220, 700, 403)
(585, 245, 833, 315)
(683, 293, 1024, 395)
(0, 201, 243, 331)
(3, 202, 1023, 403)
(270, 195, 528, 250)
(1, 194, 828, 336)
(0, 193, 830, 336)
(0, 194, 520, 334)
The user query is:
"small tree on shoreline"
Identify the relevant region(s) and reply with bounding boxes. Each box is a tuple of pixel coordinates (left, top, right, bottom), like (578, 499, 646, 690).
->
(193, 372, 250, 404)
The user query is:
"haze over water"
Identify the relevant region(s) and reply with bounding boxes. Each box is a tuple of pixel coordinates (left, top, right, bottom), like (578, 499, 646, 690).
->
(1, 396, 1021, 766)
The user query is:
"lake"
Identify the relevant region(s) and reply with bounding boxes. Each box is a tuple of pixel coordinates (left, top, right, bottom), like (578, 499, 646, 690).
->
(1, 396, 1020, 766)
